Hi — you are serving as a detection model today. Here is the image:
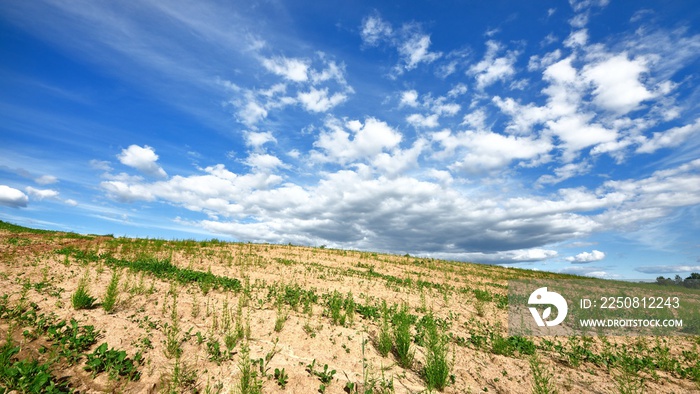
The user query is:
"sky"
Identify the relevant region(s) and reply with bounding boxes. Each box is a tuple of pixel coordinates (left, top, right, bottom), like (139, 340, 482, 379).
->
(1, 0, 699, 279)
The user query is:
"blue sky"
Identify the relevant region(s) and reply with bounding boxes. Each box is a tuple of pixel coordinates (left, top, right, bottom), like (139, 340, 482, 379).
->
(1, 0, 699, 279)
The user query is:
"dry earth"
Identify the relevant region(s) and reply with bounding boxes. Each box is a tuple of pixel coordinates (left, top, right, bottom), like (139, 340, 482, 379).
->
(0, 222, 699, 393)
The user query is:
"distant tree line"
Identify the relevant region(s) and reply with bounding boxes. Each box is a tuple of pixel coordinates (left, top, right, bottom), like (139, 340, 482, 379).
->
(655, 273, 700, 289)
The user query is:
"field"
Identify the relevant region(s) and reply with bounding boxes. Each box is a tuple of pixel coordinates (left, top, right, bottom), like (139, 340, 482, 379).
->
(1, 220, 699, 393)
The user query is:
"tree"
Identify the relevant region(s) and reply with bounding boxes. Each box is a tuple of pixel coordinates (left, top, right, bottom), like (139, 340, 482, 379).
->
(683, 273, 700, 289)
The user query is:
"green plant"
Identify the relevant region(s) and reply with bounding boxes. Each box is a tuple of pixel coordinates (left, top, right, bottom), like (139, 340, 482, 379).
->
(377, 301, 392, 357)
(392, 305, 414, 369)
(42, 318, 99, 364)
(161, 359, 198, 394)
(84, 342, 142, 381)
(207, 338, 225, 364)
(530, 354, 557, 394)
(102, 269, 121, 313)
(422, 314, 451, 391)
(274, 368, 289, 389)
(306, 359, 336, 384)
(236, 343, 263, 394)
(275, 301, 288, 333)
(71, 271, 96, 310)
(0, 339, 71, 393)
(163, 294, 182, 359)
(614, 353, 645, 394)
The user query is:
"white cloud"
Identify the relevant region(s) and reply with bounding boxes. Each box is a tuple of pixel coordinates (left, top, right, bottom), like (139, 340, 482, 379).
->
(468, 41, 518, 89)
(399, 90, 419, 107)
(100, 181, 155, 203)
(406, 113, 439, 128)
(447, 83, 468, 97)
(244, 131, 277, 149)
(117, 145, 168, 178)
(261, 56, 310, 82)
(425, 248, 558, 264)
(360, 13, 441, 74)
(0, 185, 28, 208)
(89, 160, 113, 172)
(360, 14, 392, 46)
(636, 118, 700, 154)
(25, 186, 59, 200)
(398, 33, 442, 70)
(35, 175, 58, 185)
(636, 265, 700, 274)
(64, 199, 78, 207)
(566, 249, 605, 263)
(244, 153, 286, 171)
(434, 130, 552, 174)
(297, 87, 347, 112)
(583, 54, 654, 114)
(313, 117, 403, 164)
(537, 161, 592, 185)
(545, 114, 617, 154)
(564, 29, 588, 47)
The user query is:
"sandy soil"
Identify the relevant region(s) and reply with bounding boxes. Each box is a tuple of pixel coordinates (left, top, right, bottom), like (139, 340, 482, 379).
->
(0, 227, 699, 393)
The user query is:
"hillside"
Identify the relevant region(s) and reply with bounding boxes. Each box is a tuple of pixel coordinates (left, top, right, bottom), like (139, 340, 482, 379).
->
(0, 221, 699, 393)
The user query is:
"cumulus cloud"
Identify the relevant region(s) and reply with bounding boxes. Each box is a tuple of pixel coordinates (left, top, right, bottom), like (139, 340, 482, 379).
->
(244, 153, 286, 171)
(468, 41, 518, 89)
(399, 90, 419, 107)
(406, 113, 439, 128)
(297, 87, 348, 112)
(0, 185, 28, 208)
(313, 117, 403, 164)
(117, 145, 168, 178)
(566, 249, 605, 263)
(433, 129, 552, 173)
(583, 54, 654, 114)
(261, 56, 310, 82)
(97, 139, 700, 264)
(244, 131, 277, 149)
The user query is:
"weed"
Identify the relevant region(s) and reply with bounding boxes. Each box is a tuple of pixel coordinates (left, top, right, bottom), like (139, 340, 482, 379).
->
(207, 338, 226, 364)
(392, 305, 414, 369)
(376, 301, 392, 357)
(275, 299, 288, 333)
(71, 270, 96, 310)
(236, 343, 263, 394)
(307, 359, 337, 384)
(161, 358, 198, 394)
(530, 354, 557, 394)
(274, 367, 289, 389)
(421, 313, 451, 391)
(102, 269, 121, 313)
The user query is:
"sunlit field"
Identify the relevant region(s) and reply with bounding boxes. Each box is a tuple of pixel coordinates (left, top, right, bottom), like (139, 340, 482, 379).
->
(1, 221, 699, 393)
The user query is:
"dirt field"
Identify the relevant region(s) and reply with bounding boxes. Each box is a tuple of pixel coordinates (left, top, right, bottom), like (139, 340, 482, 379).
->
(1, 221, 699, 393)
